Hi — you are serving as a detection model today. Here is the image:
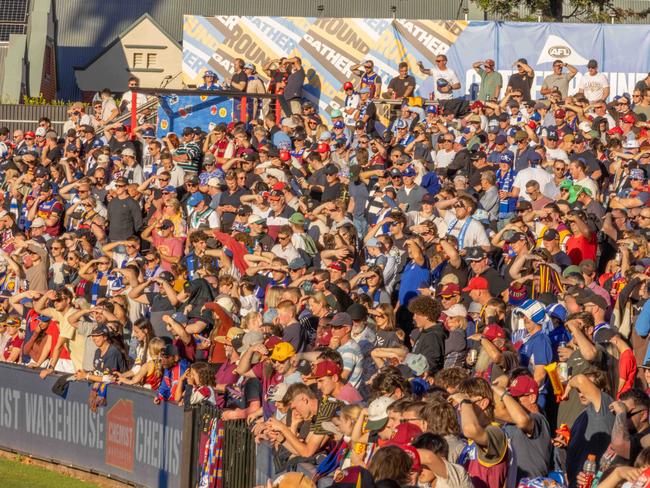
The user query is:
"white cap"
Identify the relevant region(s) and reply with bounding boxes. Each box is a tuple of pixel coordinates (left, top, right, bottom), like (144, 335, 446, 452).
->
(366, 396, 396, 430)
(216, 295, 236, 314)
(578, 121, 592, 132)
(97, 154, 110, 164)
(31, 217, 46, 228)
(281, 117, 297, 128)
(207, 177, 223, 188)
(264, 168, 287, 182)
(122, 148, 136, 157)
(445, 303, 468, 318)
(624, 139, 640, 149)
(35, 127, 46, 137)
(0, 210, 8, 219)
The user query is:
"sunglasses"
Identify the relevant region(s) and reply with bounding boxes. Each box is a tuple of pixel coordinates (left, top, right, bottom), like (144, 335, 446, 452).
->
(116, 184, 126, 188)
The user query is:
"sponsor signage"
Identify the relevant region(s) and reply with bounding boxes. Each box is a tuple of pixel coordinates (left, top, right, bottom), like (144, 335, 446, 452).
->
(183, 17, 650, 124)
(0, 364, 185, 487)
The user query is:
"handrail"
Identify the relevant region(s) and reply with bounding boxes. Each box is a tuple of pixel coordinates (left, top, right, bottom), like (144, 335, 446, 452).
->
(94, 96, 160, 138)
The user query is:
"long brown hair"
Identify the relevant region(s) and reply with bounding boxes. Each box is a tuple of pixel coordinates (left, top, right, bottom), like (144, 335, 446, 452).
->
(368, 445, 412, 485)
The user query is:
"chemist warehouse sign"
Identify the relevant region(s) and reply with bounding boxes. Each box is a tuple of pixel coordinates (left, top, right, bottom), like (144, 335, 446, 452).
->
(0, 364, 184, 487)
(183, 16, 650, 123)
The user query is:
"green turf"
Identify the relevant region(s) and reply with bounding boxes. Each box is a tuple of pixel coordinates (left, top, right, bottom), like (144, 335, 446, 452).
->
(0, 457, 100, 488)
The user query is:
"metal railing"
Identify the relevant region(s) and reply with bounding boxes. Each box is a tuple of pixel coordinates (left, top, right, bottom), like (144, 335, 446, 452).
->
(188, 403, 256, 488)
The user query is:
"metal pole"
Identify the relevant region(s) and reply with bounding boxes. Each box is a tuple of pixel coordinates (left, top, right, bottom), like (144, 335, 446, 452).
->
(130, 91, 137, 140)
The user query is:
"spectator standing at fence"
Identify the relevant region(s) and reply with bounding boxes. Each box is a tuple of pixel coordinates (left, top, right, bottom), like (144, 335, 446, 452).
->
(284, 57, 305, 115)
(62, 102, 92, 134)
(541, 61, 578, 99)
(99, 88, 119, 126)
(351, 59, 382, 99)
(506, 58, 535, 101)
(385, 62, 416, 100)
(473, 59, 503, 101)
(418, 55, 461, 102)
(120, 76, 149, 114)
(578, 59, 610, 103)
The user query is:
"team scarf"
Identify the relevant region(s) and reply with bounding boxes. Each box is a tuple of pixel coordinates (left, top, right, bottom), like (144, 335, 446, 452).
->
(447, 217, 473, 250)
(90, 272, 105, 305)
(496, 167, 516, 217)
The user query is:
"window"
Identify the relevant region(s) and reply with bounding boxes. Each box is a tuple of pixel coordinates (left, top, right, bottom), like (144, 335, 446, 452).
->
(147, 53, 157, 68)
(132, 52, 143, 68)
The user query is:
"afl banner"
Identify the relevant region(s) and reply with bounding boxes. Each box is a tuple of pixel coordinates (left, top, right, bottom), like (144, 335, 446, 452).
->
(183, 16, 650, 122)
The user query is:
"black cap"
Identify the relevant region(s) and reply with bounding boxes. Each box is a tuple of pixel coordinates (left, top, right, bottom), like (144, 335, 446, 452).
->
(34, 166, 49, 178)
(577, 291, 608, 310)
(347, 303, 368, 321)
(354, 121, 365, 130)
(324, 164, 338, 175)
(587, 59, 598, 69)
(542, 229, 559, 241)
(66, 128, 77, 137)
(516, 200, 532, 211)
(464, 247, 487, 262)
(470, 150, 487, 161)
(506, 232, 527, 244)
(39, 181, 52, 192)
(159, 271, 174, 282)
(182, 127, 194, 137)
(267, 147, 279, 158)
(497, 113, 509, 122)
(159, 219, 174, 230)
(90, 324, 110, 336)
(160, 343, 179, 356)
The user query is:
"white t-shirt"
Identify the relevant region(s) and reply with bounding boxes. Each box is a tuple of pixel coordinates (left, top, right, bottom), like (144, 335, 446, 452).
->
(435, 149, 456, 169)
(513, 167, 559, 200)
(442, 213, 489, 249)
(578, 72, 610, 102)
(343, 93, 360, 126)
(430, 67, 460, 101)
(575, 176, 600, 200)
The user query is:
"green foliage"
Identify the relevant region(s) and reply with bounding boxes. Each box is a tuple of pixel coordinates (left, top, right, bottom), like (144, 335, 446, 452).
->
(21, 94, 72, 106)
(472, 0, 650, 22)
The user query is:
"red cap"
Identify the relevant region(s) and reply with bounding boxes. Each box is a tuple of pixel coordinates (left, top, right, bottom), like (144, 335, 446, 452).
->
(317, 328, 333, 347)
(508, 375, 539, 397)
(25, 131, 36, 138)
(317, 142, 330, 153)
(271, 182, 286, 191)
(462, 276, 489, 292)
(389, 422, 423, 445)
(608, 126, 624, 135)
(279, 150, 291, 162)
(310, 360, 342, 379)
(438, 283, 461, 297)
(554, 109, 566, 119)
(343, 82, 354, 91)
(621, 114, 636, 124)
(528, 121, 537, 130)
(483, 324, 506, 341)
(470, 101, 484, 110)
(328, 261, 346, 272)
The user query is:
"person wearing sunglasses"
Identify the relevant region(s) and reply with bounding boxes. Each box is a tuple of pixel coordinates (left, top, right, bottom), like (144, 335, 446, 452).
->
(351, 59, 382, 99)
(417, 54, 461, 102)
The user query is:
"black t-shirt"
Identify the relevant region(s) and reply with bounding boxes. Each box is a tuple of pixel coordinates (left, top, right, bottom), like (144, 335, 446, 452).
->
(46, 147, 61, 164)
(145, 291, 174, 312)
(321, 181, 343, 203)
(508, 72, 534, 101)
(231, 71, 248, 91)
(93, 344, 127, 374)
(388, 75, 416, 98)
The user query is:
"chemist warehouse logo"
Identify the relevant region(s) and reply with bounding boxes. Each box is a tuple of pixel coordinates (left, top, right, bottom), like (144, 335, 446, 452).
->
(105, 399, 135, 472)
(536, 35, 589, 66)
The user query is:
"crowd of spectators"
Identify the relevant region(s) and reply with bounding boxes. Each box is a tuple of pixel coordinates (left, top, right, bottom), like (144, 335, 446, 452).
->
(3, 54, 650, 488)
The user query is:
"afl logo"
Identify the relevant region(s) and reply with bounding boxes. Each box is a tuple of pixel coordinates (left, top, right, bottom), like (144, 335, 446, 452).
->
(160, 119, 169, 130)
(548, 46, 571, 58)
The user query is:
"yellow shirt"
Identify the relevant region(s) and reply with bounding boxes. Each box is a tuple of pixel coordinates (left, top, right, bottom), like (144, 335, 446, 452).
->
(45, 308, 86, 371)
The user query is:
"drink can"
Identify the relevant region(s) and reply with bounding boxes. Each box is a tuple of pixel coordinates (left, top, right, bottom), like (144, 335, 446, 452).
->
(467, 348, 478, 365)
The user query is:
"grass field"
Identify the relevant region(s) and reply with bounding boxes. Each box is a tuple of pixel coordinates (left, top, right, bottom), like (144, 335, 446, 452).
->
(0, 457, 100, 488)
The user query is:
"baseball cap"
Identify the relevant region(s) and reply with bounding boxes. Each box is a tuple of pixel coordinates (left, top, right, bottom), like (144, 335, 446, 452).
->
(333, 120, 345, 129)
(483, 324, 506, 341)
(281, 117, 297, 128)
(247, 214, 266, 225)
(494, 134, 507, 145)
(587, 59, 598, 68)
(365, 237, 381, 248)
(438, 283, 460, 297)
(347, 303, 368, 321)
(464, 247, 486, 262)
(159, 219, 174, 230)
(508, 375, 539, 397)
(506, 231, 527, 244)
(463, 276, 489, 292)
(330, 312, 352, 328)
(30, 217, 46, 228)
(554, 109, 566, 119)
(499, 151, 514, 164)
(402, 166, 417, 177)
(213, 327, 245, 344)
(421, 193, 436, 204)
(269, 342, 296, 362)
(122, 148, 136, 157)
(577, 291, 608, 310)
(629, 168, 645, 180)
(288, 212, 306, 225)
(404, 353, 428, 376)
(621, 113, 636, 124)
(288, 258, 307, 270)
(388, 422, 423, 446)
(445, 303, 467, 318)
(309, 360, 342, 379)
(331, 109, 343, 118)
(579, 259, 596, 275)
(187, 192, 205, 207)
(237, 330, 265, 354)
(365, 396, 395, 431)
(90, 324, 110, 336)
(542, 229, 559, 241)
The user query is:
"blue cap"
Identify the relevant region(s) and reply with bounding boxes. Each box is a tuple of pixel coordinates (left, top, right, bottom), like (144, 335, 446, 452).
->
(530, 112, 541, 122)
(92, 139, 104, 148)
(171, 312, 188, 324)
(110, 155, 122, 161)
(66, 144, 79, 152)
(495, 134, 507, 144)
(499, 151, 514, 164)
(426, 105, 438, 114)
(365, 237, 381, 248)
(162, 185, 176, 193)
(203, 70, 217, 78)
(528, 152, 542, 165)
(38, 315, 52, 322)
(436, 78, 450, 87)
(142, 128, 155, 138)
(333, 120, 345, 129)
(187, 192, 205, 207)
(395, 120, 408, 129)
(359, 87, 370, 94)
(402, 165, 417, 177)
(507, 128, 518, 137)
(455, 135, 467, 145)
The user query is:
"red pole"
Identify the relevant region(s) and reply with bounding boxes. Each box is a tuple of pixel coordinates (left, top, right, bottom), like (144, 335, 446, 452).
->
(130, 91, 137, 140)
(239, 96, 247, 123)
(275, 98, 281, 125)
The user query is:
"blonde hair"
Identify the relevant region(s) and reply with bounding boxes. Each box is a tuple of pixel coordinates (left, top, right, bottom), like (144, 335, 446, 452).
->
(148, 337, 166, 379)
(241, 311, 263, 331)
(340, 404, 362, 424)
(265, 286, 284, 310)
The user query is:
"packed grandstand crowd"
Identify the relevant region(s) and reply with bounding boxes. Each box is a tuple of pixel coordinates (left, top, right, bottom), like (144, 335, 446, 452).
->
(3, 53, 650, 488)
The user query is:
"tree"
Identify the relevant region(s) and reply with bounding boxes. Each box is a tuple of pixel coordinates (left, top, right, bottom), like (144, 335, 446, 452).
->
(472, 0, 650, 23)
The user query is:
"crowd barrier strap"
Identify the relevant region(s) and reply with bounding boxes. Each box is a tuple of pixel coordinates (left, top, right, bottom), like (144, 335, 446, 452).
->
(0, 363, 188, 488)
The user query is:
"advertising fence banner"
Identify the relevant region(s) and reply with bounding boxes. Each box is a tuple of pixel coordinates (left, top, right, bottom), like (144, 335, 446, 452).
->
(157, 94, 234, 137)
(183, 16, 650, 123)
(0, 364, 186, 487)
